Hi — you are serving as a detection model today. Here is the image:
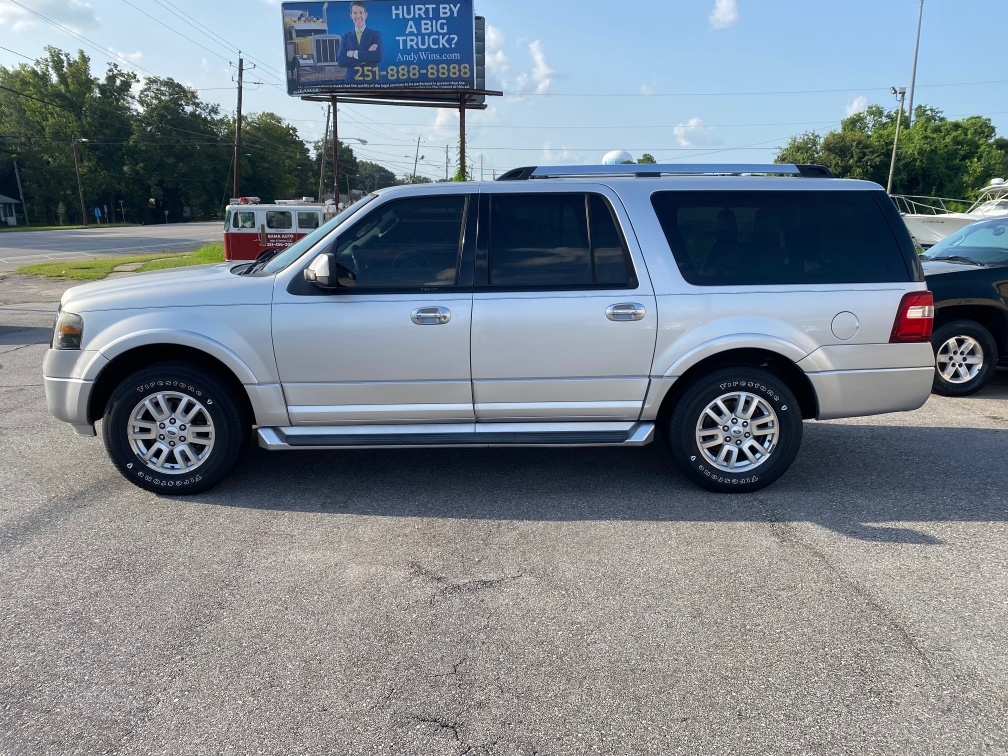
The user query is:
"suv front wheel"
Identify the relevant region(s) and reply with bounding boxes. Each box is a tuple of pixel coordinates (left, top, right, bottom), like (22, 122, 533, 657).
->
(102, 363, 248, 495)
(668, 367, 802, 493)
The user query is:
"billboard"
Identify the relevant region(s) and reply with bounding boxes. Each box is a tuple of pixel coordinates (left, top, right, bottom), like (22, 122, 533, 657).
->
(282, 1, 476, 96)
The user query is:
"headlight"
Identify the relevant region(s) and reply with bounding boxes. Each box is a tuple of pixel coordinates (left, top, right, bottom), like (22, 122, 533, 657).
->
(52, 310, 83, 350)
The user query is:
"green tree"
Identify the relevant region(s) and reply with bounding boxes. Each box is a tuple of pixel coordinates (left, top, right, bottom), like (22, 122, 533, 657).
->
(356, 160, 398, 192)
(776, 105, 1008, 200)
(130, 76, 231, 222)
(637, 153, 657, 164)
(0, 47, 135, 224)
(239, 112, 314, 202)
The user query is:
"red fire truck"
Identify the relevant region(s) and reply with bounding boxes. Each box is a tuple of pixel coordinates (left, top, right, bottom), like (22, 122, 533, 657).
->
(223, 197, 336, 261)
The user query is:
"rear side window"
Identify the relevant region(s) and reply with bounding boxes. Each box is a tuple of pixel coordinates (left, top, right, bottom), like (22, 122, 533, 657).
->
(651, 190, 911, 285)
(487, 193, 636, 288)
(297, 211, 320, 230)
(266, 211, 293, 230)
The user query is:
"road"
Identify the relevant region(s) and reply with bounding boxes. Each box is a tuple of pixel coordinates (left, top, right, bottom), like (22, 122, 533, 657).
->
(0, 222, 221, 272)
(1, 274, 1006, 754)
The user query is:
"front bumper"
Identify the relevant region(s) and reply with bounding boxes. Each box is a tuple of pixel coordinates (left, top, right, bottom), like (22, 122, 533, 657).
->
(43, 348, 107, 436)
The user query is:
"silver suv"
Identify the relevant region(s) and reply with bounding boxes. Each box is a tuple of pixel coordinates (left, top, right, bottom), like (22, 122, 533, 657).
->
(44, 164, 935, 495)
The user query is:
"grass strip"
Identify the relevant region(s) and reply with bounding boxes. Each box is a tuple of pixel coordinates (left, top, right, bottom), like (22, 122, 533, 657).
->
(15, 243, 225, 280)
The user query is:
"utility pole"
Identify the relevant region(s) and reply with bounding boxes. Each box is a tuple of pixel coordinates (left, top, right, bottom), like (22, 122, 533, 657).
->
(72, 138, 87, 227)
(411, 135, 421, 183)
(445, 145, 449, 181)
(480, 154, 484, 181)
(12, 157, 29, 226)
(907, 0, 924, 127)
(319, 103, 330, 201)
(233, 54, 244, 198)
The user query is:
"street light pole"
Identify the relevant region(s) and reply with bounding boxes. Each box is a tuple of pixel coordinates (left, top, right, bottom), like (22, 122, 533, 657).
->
(887, 86, 907, 195)
(907, 0, 924, 127)
(72, 137, 88, 227)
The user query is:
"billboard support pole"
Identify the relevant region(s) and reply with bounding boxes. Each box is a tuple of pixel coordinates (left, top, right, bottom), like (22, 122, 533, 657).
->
(318, 103, 331, 202)
(331, 95, 340, 205)
(459, 95, 466, 180)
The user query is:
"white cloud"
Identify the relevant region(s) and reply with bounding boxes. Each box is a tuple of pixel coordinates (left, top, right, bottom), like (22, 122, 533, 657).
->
(485, 24, 508, 88)
(709, 0, 739, 30)
(427, 108, 457, 146)
(640, 80, 658, 96)
(109, 48, 143, 65)
(0, 0, 100, 32)
(673, 117, 723, 148)
(542, 144, 580, 163)
(845, 95, 868, 116)
(515, 40, 555, 96)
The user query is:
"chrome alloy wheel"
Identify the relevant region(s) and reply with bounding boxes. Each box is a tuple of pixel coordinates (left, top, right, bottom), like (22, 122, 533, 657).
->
(695, 391, 779, 473)
(935, 335, 984, 385)
(127, 391, 216, 474)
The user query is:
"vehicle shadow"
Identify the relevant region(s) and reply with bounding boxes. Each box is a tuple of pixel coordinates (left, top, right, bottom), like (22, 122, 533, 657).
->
(0, 326, 52, 345)
(204, 422, 1008, 543)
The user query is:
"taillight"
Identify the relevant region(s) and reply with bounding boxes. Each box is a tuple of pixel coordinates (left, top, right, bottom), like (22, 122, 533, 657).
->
(890, 291, 934, 343)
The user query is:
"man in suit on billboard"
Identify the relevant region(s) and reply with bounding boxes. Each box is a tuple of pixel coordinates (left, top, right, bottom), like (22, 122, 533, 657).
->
(337, 2, 383, 80)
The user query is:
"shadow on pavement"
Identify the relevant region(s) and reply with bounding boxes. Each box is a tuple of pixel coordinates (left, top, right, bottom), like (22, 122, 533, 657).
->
(196, 421, 1008, 544)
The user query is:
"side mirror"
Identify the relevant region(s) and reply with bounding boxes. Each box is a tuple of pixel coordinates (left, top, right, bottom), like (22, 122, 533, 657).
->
(304, 253, 356, 289)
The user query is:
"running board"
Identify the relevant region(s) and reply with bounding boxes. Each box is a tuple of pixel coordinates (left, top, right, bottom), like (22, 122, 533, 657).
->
(258, 422, 655, 450)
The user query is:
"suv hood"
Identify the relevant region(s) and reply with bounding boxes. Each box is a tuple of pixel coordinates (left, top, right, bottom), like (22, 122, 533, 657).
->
(921, 259, 988, 276)
(60, 263, 274, 312)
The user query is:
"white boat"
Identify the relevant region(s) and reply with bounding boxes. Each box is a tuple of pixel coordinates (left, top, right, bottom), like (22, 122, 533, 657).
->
(892, 178, 1008, 246)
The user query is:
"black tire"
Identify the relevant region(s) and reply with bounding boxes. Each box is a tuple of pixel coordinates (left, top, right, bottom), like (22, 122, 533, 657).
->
(930, 320, 998, 397)
(102, 362, 248, 495)
(668, 367, 802, 493)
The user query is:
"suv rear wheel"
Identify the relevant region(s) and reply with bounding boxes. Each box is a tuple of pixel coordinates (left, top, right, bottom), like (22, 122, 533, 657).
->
(931, 320, 998, 397)
(102, 363, 248, 495)
(668, 367, 802, 493)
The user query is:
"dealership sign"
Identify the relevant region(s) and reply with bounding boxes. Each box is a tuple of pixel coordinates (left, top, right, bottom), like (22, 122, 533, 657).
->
(282, 1, 476, 96)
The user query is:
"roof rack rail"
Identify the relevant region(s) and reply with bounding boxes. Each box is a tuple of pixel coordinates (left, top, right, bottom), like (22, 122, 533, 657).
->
(496, 163, 835, 180)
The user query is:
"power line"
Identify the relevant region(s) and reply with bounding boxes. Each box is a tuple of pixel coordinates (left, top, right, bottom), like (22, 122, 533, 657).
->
(6, 0, 163, 79)
(120, 0, 232, 65)
(0, 45, 34, 61)
(511, 80, 1008, 98)
(151, 0, 287, 83)
(0, 84, 72, 111)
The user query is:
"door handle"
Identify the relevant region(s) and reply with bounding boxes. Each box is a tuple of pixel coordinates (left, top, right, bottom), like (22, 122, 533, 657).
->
(411, 306, 451, 325)
(606, 303, 646, 322)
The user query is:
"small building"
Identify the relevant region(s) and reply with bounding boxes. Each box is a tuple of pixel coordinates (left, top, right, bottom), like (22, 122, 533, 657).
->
(0, 194, 21, 226)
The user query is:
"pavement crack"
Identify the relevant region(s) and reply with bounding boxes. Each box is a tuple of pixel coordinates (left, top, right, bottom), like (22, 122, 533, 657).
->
(768, 520, 933, 669)
(0, 344, 33, 355)
(409, 560, 524, 605)
(434, 656, 468, 682)
(413, 714, 461, 742)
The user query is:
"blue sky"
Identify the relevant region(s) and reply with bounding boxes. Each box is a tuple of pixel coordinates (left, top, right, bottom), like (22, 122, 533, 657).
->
(2, 0, 1007, 182)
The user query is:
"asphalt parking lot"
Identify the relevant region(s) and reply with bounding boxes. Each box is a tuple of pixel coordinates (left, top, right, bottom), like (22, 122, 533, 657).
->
(0, 223, 220, 273)
(1, 274, 1006, 754)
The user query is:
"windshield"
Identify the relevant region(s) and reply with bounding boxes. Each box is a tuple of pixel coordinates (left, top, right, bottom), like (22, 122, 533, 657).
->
(259, 197, 376, 275)
(925, 219, 1008, 265)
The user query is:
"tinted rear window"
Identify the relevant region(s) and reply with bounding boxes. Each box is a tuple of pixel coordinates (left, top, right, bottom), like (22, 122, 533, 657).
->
(486, 193, 636, 288)
(651, 190, 911, 285)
